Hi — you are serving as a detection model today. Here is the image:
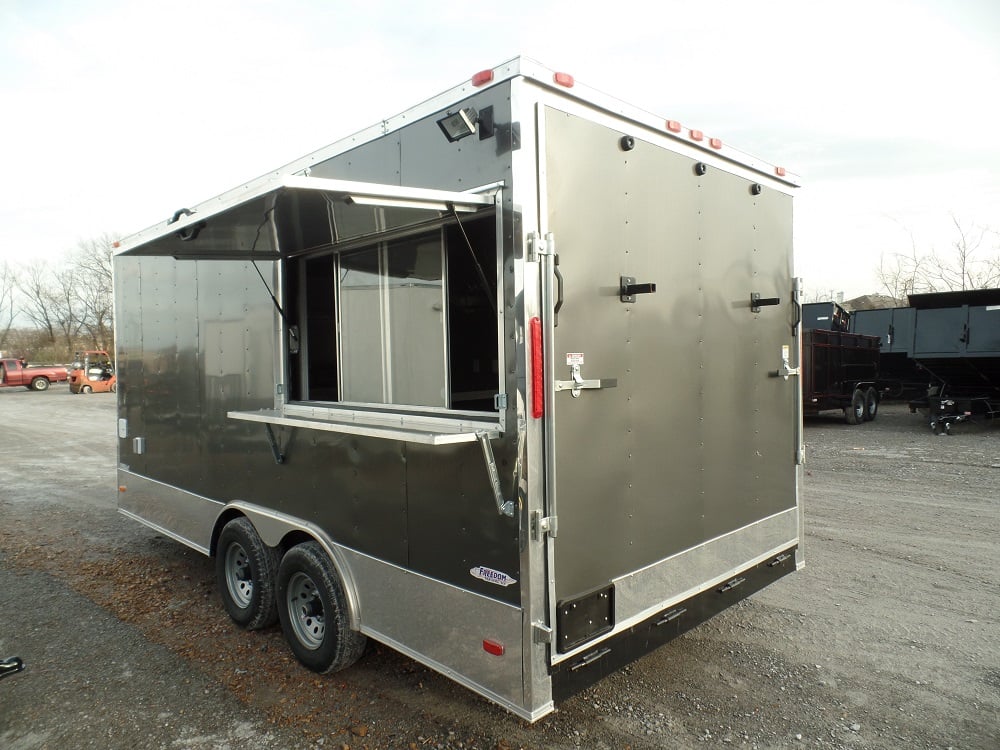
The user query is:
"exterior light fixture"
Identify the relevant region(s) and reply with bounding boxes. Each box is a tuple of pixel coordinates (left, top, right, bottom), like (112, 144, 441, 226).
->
(437, 107, 479, 142)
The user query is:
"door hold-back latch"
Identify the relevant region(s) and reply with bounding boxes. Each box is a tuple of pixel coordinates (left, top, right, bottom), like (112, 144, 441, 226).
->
(769, 344, 800, 380)
(555, 363, 618, 398)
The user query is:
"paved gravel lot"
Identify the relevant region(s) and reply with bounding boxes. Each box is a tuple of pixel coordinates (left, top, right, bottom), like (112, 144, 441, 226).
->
(1, 388, 997, 749)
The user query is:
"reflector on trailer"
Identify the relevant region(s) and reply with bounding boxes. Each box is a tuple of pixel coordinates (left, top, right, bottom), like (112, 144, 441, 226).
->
(553, 72, 574, 88)
(483, 639, 505, 656)
(472, 69, 494, 87)
(530, 317, 544, 418)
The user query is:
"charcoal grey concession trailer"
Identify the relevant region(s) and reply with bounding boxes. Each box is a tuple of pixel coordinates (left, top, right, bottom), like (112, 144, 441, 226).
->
(113, 57, 803, 720)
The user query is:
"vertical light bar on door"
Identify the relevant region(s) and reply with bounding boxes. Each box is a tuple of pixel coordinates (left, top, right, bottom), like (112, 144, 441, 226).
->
(530, 316, 544, 418)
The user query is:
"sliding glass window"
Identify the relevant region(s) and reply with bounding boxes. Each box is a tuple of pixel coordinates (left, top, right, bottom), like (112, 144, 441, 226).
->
(339, 233, 447, 407)
(286, 210, 499, 415)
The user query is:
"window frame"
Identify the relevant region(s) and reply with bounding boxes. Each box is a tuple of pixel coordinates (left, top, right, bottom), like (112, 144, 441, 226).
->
(231, 178, 506, 444)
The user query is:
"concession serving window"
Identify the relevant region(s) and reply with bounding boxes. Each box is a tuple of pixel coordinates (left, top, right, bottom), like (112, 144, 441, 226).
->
(195, 175, 507, 444)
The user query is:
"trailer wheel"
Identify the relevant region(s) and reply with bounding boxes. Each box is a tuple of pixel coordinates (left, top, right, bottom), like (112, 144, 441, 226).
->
(30, 377, 49, 391)
(863, 387, 879, 421)
(216, 517, 279, 630)
(276, 542, 366, 674)
(845, 389, 865, 425)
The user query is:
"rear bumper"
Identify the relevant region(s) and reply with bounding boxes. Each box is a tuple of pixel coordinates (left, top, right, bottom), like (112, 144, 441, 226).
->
(550, 546, 797, 702)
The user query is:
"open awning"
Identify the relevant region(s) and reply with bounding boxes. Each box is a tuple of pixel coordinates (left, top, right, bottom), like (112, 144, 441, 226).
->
(115, 175, 499, 259)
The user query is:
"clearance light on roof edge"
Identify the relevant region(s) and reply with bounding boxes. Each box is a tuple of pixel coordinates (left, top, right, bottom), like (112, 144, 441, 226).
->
(666, 120, 682, 133)
(689, 129, 704, 142)
(553, 72, 574, 88)
(472, 69, 494, 86)
(709, 137, 723, 150)
(776, 166, 787, 177)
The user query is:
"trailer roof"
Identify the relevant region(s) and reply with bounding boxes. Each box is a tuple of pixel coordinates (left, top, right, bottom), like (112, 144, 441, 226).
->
(116, 56, 800, 254)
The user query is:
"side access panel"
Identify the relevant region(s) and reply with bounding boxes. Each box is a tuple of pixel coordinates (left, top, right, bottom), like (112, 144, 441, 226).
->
(889, 307, 916, 356)
(913, 306, 969, 358)
(966, 305, 1000, 356)
(851, 308, 892, 348)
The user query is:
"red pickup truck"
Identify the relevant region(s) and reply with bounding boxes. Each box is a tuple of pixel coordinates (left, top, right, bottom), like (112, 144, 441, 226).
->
(0, 358, 69, 391)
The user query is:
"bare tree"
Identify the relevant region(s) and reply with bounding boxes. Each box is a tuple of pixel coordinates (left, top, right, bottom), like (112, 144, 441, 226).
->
(71, 234, 116, 350)
(878, 216, 1000, 298)
(877, 224, 927, 300)
(0, 261, 16, 349)
(50, 266, 88, 353)
(15, 261, 60, 344)
(923, 217, 999, 291)
(12, 234, 119, 358)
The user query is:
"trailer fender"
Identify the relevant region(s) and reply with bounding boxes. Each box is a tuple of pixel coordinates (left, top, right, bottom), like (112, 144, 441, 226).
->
(215, 501, 362, 632)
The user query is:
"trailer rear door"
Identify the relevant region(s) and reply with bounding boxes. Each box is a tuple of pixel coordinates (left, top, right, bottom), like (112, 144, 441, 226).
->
(539, 106, 799, 659)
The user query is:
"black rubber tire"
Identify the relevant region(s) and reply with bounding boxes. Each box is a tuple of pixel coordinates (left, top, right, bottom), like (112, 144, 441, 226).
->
(216, 517, 279, 630)
(845, 389, 865, 425)
(863, 387, 879, 421)
(276, 541, 366, 674)
(30, 377, 49, 391)
(81, 385, 93, 394)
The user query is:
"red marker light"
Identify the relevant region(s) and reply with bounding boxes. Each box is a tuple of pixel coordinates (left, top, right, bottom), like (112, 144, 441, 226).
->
(775, 166, 787, 177)
(709, 137, 722, 149)
(530, 317, 544, 419)
(472, 69, 494, 87)
(665, 120, 682, 133)
(689, 129, 704, 142)
(553, 72, 574, 88)
(483, 639, 505, 656)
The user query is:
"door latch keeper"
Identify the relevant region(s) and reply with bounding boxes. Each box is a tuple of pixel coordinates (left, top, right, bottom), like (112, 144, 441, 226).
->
(620, 276, 657, 303)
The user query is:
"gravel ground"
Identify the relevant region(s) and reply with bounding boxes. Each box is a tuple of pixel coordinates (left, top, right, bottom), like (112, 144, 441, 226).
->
(1, 388, 997, 749)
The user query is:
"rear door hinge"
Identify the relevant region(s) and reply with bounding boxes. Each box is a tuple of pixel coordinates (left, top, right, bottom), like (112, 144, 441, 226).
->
(532, 621, 553, 644)
(528, 232, 555, 262)
(531, 510, 558, 541)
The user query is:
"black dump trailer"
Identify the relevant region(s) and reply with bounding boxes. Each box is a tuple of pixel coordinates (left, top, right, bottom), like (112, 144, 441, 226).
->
(905, 290, 1000, 432)
(802, 301, 850, 332)
(851, 306, 927, 399)
(801, 327, 881, 424)
(801, 303, 881, 424)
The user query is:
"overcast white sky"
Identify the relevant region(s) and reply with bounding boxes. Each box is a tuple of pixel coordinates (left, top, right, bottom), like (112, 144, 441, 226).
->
(1, 0, 998, 299)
